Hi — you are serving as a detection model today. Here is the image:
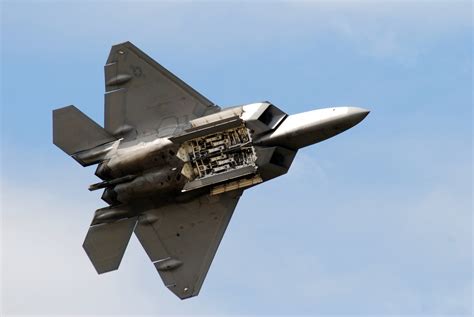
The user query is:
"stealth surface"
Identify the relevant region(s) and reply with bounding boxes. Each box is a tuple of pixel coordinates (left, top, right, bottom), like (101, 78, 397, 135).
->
(134, 191, 242, 299)
(50, 41, 370, 301)
(83, 216, 138, 274)
(53, 105, 116, 155)
(104, 42, 220, 138)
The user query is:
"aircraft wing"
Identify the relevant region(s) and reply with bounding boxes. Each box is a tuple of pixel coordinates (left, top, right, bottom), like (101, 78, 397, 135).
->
(134, 190, 242, 299)
(104, 41, 220, 138)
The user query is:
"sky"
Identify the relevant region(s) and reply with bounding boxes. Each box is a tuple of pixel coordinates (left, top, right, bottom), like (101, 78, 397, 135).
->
(1, 0, 472, 316)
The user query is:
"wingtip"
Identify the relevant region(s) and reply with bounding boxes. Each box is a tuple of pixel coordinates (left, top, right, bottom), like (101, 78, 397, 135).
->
(111, 40, 133, 47)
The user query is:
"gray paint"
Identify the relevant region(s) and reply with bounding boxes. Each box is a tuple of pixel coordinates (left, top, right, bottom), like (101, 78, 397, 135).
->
(53, 105, 116, 156)
(52, 41, 369, 300)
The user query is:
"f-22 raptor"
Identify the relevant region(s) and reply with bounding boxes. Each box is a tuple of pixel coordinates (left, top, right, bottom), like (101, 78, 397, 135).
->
(53, 42, 369, 299)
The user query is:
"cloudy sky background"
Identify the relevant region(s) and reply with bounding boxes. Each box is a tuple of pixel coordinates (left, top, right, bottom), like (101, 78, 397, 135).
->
(1, 1, 472, 315)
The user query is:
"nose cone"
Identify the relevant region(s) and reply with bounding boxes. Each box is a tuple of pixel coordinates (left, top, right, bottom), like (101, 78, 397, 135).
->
(346, 107, 370, 126)
(254, 106, 370, 150)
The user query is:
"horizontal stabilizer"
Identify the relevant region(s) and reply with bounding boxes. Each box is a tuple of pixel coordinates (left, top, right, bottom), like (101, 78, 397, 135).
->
(83, 215, 137, 274)
(53, 105, 116, 155)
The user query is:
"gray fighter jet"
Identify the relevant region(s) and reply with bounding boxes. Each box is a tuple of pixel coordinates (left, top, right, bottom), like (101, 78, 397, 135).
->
(53, 41, 369, 299)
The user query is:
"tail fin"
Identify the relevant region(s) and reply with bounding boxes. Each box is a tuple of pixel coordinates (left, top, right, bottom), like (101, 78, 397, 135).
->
(53, 105, 116, 155)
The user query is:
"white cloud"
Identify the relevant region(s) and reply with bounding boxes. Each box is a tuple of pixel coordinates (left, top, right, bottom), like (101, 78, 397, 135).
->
(0, 183, 222, 315)
(217, 148, 471, 314)
(2, 147, 472, 315)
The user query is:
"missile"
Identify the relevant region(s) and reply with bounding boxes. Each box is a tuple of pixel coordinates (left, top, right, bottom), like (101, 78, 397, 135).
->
(88, 174, 137, 191)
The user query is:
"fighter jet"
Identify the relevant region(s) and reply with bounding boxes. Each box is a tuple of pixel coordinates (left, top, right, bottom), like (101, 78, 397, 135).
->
(53, 41, 369, 299)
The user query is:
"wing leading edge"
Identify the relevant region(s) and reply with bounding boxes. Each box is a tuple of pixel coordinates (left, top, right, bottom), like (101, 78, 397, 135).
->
(104, 41, 220, 138)
(134, 191, 242, 299)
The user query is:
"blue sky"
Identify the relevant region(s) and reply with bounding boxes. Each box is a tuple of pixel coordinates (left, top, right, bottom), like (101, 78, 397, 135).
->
(1, 1, 472, 315)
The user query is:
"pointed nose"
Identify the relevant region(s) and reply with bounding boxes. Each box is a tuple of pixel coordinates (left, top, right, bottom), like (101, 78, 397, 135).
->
(327, 106, 370, 138)
(253, 106, 370, 150)
(346, 107, 370, 125)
